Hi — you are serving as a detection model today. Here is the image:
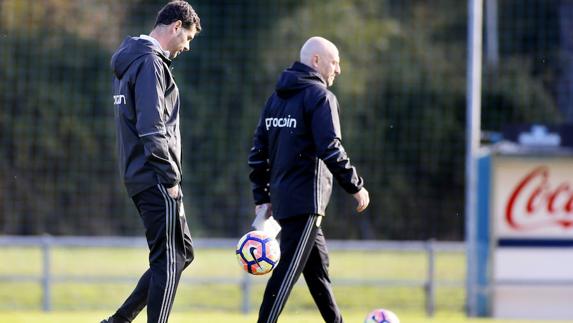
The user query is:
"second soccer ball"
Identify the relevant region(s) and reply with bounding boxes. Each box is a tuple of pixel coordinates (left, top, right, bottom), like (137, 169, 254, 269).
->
(364, 308, 400, 323)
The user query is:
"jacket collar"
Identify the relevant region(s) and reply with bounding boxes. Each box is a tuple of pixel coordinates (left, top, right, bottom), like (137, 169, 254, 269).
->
(139, 34, 171, 60)
(291, 61, 327, 85)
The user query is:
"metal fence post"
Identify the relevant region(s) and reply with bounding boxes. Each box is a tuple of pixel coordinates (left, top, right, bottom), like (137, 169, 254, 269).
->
(41, 235, 52, 312)
(241, 272, 251, 314)
(425, 239, 435, 317)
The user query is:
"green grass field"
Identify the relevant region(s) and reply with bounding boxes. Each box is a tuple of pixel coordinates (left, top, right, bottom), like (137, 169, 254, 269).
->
(1, 310, 568, 323)
(0, 246, 572, 323)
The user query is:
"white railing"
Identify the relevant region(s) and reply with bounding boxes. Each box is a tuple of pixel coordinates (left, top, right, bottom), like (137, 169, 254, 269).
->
(0, 236, 464, 316)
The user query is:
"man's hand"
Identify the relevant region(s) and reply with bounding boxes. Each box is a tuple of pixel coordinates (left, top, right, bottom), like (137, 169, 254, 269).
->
(167, 185, 179, 199)
(255, 203, 273, 219)
(353, 188, 370, 213)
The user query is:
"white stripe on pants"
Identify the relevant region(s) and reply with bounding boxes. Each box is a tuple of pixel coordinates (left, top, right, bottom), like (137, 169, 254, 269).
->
(158, 185, 177, 323)
(266, 215, 317, 323)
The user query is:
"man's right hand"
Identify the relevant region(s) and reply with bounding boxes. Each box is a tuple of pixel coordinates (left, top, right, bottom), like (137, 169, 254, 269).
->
(353, 188, 370, 212)
(167, 185, 179, 199)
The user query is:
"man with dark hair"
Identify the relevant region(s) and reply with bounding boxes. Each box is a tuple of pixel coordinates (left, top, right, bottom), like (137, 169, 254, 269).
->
(249, 36, 370, 323)
(103, 1, 200, 323)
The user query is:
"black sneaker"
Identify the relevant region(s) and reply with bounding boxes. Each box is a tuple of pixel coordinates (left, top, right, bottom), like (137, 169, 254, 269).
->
(100, 317, 113, 323)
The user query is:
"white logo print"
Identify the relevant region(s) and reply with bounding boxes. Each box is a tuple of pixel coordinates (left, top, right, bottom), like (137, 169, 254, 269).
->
(265, 115, 297, 130)
(113, 95, 126, 105)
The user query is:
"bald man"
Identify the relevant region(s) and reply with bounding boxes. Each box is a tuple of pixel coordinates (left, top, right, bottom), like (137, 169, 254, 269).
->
(248, 36, 370, 323)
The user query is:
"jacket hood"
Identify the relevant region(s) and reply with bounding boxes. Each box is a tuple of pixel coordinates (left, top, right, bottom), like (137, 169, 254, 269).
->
(275, 61, 326, 99)
(111, 37, 170, 79)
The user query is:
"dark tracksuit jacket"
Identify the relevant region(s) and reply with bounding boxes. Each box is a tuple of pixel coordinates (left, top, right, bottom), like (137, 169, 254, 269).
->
(112, 36, 182, 197)
(110, 37, 192, 323)
(249, 61, 364, 323)
(248, 61, 364, 219)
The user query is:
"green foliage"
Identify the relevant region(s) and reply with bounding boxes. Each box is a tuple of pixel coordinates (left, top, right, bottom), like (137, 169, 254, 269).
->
(0, 30, 136, 235)
(0, 0, 564, 238)
(251, 1, 440, 238)
(249, 0, 561, 239)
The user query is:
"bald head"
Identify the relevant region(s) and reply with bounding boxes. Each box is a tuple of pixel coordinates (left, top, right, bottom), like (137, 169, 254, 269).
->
(300, 37, 338, 65)
(299, 37, 341, 87)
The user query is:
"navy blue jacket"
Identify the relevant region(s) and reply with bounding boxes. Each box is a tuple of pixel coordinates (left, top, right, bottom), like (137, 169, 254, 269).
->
(249, 62, 364, 219)
(111, 37, 182, 197)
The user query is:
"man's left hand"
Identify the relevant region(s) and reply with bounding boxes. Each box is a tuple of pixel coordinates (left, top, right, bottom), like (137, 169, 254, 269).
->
(255, 203, 272, 219)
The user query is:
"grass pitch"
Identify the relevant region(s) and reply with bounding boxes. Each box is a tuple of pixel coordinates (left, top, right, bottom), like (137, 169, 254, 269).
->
(0, 247, 463, 313)
(1, 246, 572, 322)
(1, 311, 572, 323)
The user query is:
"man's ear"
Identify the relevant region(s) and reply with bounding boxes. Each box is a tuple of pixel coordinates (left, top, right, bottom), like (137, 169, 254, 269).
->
(312, 54, 320, 68)
(173, 20, 182, 32)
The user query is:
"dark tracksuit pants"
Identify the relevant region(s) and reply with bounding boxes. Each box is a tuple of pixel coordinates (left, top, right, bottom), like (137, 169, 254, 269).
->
(258, 214, 343, 323)
(113, 185, 194, 323)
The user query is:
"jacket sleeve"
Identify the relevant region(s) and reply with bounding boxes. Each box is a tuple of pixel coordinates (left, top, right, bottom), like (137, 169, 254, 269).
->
(134, 57, 180, 187)
(310, 91, 364, 194)
(248, 101, 271, 205)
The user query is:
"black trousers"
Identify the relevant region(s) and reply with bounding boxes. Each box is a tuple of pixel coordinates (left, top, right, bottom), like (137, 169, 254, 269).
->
(113, 185, 194, 323)
(257, 214, 343, 323)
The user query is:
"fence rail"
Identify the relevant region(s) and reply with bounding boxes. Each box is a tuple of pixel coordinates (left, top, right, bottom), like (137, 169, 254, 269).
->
(0, 236, 465, 315)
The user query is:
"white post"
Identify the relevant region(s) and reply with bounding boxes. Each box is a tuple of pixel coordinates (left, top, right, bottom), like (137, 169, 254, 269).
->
(466, 0, 484, 317)
(425, 239, 435, 317)
(241, 272, 252, 314)
(42, 235, 52, 312)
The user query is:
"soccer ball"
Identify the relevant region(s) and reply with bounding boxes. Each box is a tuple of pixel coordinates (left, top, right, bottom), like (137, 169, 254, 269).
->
(364, 308, 400, 323)
(236, 230, 280, 275)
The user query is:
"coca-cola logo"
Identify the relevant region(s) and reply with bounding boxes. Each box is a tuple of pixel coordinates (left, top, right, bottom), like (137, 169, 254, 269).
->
(505, 166, 573, 230)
